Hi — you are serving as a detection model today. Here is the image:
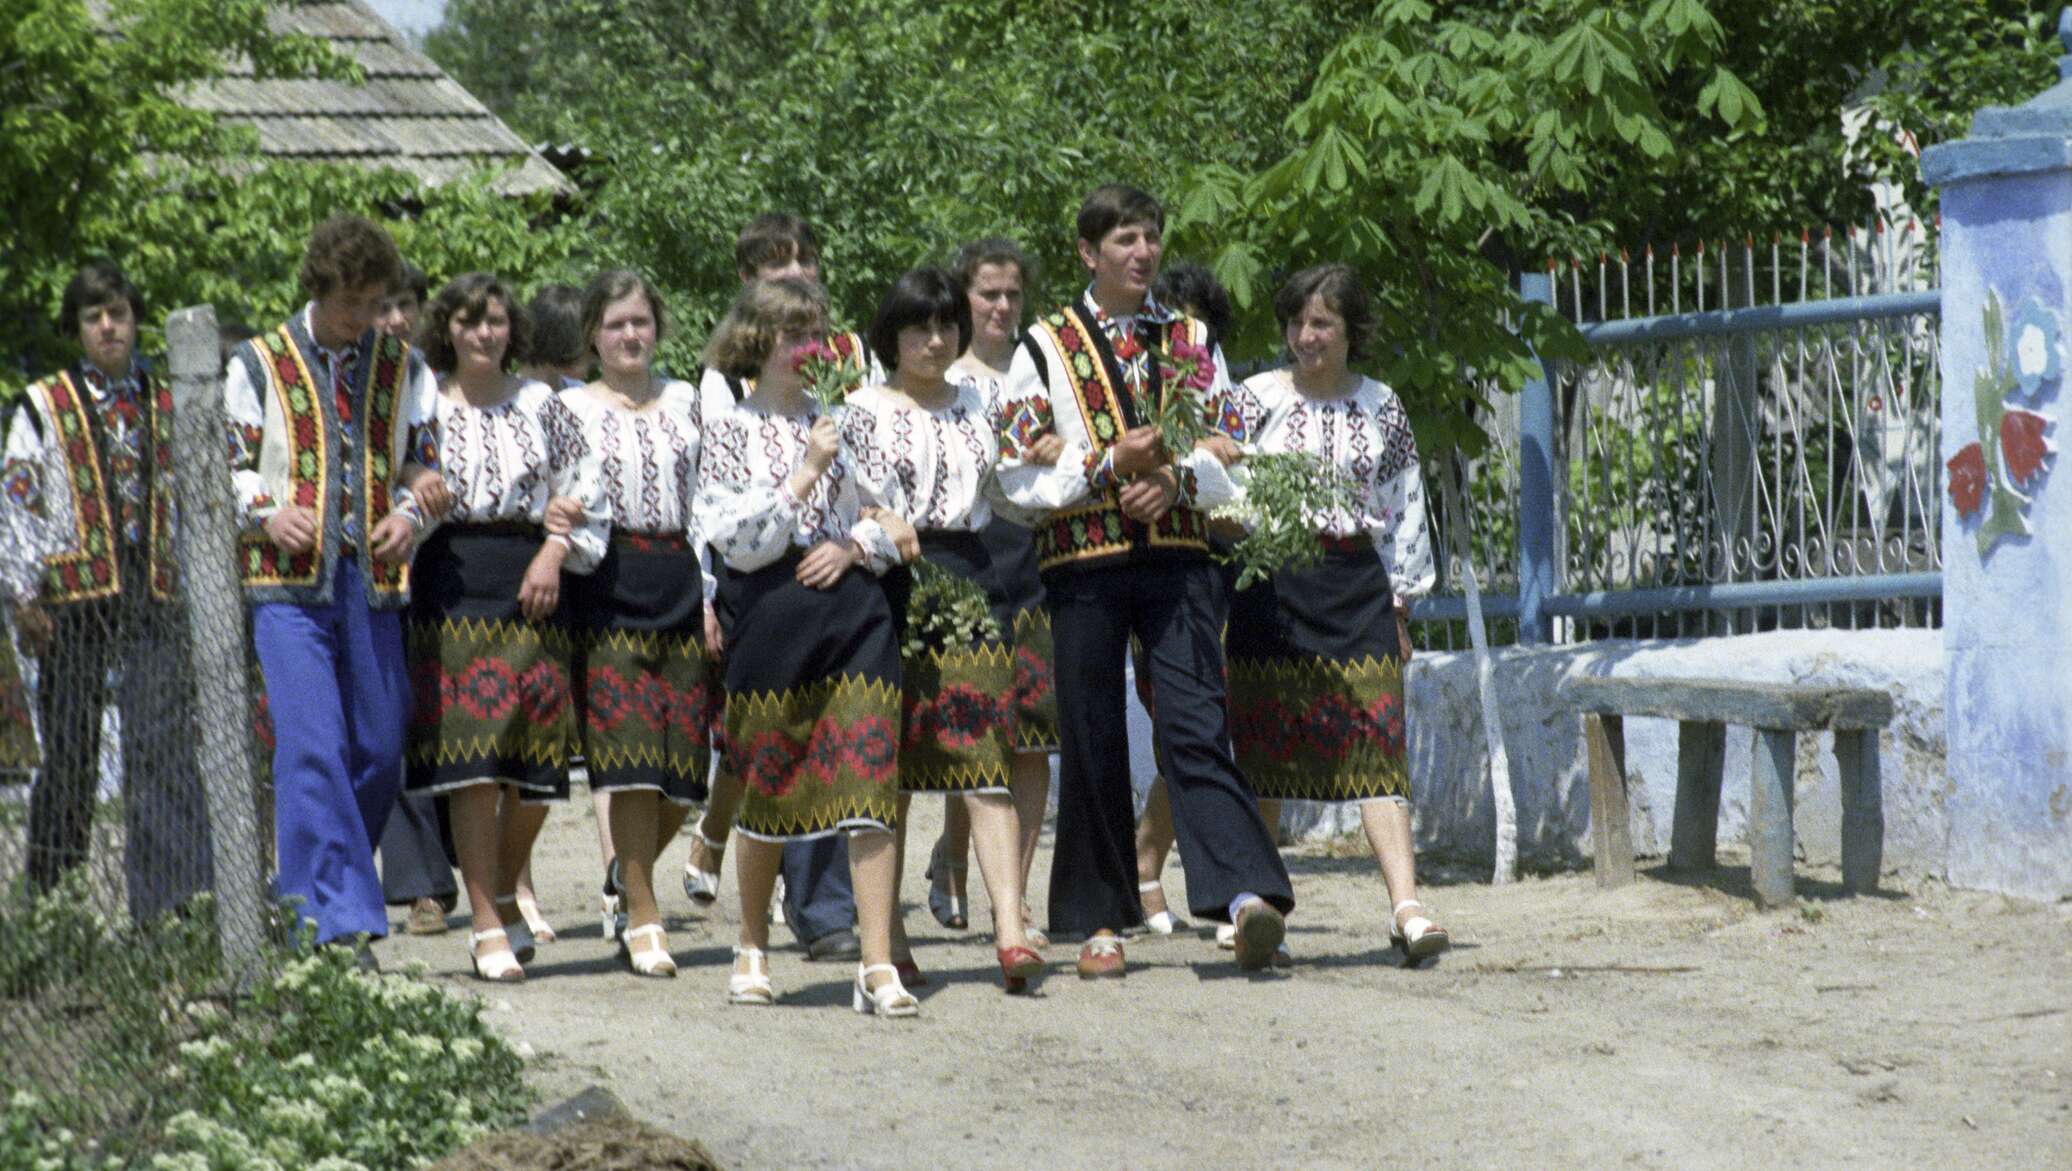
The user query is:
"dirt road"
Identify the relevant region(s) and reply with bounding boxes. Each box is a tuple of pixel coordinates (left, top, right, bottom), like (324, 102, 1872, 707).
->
(373, 800, 2072, 1171)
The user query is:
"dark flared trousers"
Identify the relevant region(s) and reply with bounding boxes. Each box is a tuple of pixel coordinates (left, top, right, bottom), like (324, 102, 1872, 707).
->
(27, 593, 214, 926)
(1045, 558, 1292, 935)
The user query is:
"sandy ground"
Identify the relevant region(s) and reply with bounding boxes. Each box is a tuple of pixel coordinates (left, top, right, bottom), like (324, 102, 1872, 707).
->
(372, 799, 2072, 1171)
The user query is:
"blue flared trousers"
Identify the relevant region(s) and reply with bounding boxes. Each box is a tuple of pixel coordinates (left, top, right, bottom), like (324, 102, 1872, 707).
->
(254, 559, 409, 944)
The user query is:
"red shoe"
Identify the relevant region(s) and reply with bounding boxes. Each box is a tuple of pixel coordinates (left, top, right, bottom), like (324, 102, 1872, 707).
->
(1075, 934, 1125, 979)
(894, 958, 928, 988)
(998, 945, 1045, 993)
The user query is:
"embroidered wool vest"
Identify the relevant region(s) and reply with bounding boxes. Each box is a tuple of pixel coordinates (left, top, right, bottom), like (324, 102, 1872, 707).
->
(234, 324, 413, 606)
(30, 369, 177, 605)
(1026, 305, 1216, 573)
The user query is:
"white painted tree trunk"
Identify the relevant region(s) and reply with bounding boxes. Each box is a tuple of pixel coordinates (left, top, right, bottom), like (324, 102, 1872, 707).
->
(1438, 456, 1518, 884)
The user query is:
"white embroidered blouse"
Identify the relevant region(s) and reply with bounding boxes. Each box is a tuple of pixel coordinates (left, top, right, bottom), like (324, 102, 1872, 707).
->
(840, 381, 1002, 533)
(557, 379, 704, 539)
(418, 378, 608, 574)
(1236, 369, 1436, 600)
(694, 395, 897, 575)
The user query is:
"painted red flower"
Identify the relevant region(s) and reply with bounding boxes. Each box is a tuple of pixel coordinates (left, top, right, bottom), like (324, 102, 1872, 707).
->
(1947, 442, 1986, 519)
(1058, 326, 1083, 353)
(2000, 409, 2053, 490)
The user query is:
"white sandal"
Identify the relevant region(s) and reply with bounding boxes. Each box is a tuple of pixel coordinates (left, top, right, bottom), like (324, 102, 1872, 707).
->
(600, 858, 627, 942)
(515, 892, 556, 943)
(852, 963, 919, 1018)
(925, 838, 968, 930)
(1391, 899, 1451, 963)
(727, 945, 774, 1005)
(622, 922, 677, 979)
(683, 829, 726, 907)
(1139, 880, 1190, 936)
(466, 927, 525, 983)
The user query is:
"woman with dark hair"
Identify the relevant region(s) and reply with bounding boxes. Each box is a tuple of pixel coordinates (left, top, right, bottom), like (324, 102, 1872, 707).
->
(558, 268, 719, 977)
(923, 238, 1058, 946)
(697, 276, 916, 1016)
(523, 283, 589, 389)
(847, 265, 1045, 992)
(404, 271, 606, 983)
(1223, 263, 1447, 963)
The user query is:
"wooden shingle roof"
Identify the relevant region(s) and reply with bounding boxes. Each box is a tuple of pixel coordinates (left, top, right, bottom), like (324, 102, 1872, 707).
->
(182, 1, 573, 196)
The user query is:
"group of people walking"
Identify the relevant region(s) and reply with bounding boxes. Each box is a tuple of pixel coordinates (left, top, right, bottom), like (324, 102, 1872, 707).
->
(2, 181, 1450, 1018)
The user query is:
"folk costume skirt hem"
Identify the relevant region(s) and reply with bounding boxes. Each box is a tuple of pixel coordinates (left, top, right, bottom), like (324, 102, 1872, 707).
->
(980, 515, 1059, 754)
(717, 552, 899, 840)
(883, 529, 1021, 796)
(569, 532, 716, 806)
(1226, 547, 1409, 804)
(405, 525, 575, 801)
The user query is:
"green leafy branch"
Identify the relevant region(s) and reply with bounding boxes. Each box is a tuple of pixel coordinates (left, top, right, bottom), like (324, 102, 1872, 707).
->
(902, 558, 1000, 658)
(1214, 450, 1361, 591)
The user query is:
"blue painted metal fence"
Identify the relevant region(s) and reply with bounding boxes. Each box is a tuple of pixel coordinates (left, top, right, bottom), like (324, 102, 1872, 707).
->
(1412, 229, 1944, 646)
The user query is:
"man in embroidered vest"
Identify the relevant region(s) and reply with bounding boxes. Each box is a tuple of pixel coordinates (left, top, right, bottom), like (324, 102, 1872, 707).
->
(0, 262, 214, 925)
(225, 214, 440, 958)
(997, 184, 1293, 977)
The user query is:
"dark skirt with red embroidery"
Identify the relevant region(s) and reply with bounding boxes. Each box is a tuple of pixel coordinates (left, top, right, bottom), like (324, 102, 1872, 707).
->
(1226, 545, 1409, 803)
(716, 550, 900, 840)
(0, 633, 39, 773)
(881, 529, 1023, 794)
(566, 532, 715, 805)
(980, 515, 1059, 754)
(405, 524, 576, 800)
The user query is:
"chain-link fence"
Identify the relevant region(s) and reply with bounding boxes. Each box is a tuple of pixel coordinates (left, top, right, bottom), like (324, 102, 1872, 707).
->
(0, 306, 271, 1150)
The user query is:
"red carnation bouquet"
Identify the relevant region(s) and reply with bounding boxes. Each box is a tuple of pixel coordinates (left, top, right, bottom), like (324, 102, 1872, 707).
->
(791, 338, 863, 414)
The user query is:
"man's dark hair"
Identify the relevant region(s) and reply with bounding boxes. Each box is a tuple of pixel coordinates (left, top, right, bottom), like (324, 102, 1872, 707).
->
(394, 261, 430, 304)
(1152, 261, 1234, 353)
(300, 214, 403, 300)
(735, 213, 821, 276)
(418, 272, 531, 375)
(60, 263, 144, 340)
(1273, 263, 1379, 363)
(525, 283, 586, 369)
(951, 237, 1038, 291)
(1075, 185, 1163, 248)
(867, 266, 972, 371)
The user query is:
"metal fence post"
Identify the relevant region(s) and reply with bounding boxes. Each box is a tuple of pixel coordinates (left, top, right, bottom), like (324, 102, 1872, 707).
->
(1517, 272, 1556, 644)
(167, 305, 266, 973)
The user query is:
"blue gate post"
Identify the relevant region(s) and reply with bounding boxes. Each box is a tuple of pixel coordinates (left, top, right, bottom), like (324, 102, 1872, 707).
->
(1517, 272, 1557, 645)
(1920, 9, 2072, 900)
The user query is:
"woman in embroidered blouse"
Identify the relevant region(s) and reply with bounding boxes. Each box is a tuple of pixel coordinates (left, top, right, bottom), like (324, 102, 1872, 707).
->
(922, 239, 1059, 945)
(696, 276, 918, 1017)
(1224, 263, 1448, 962)
(848, 266, 1045, 992)
(560, 269, 719, 978)
(405, 272, 607, 983)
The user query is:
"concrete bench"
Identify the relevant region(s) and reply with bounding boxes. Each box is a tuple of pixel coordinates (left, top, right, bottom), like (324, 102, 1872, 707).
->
(1558, 676, 1895, 908)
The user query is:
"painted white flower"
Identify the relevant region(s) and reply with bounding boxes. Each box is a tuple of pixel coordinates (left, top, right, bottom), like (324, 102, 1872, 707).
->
(2009, 297, 2062, 398)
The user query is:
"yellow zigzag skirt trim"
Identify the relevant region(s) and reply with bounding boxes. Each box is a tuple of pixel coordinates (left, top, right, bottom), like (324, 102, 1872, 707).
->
(726, 673, 900, 838)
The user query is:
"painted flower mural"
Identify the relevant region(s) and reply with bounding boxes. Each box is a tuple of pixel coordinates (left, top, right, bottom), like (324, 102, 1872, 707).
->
(1948, 292, 2059, 555)
(2009, 297, 2062, 400)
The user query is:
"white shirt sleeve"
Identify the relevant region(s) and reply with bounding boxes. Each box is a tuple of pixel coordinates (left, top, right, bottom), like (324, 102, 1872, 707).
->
(540, 392, 610, 575)
(0, 399, 60, 604)
(223, 347, 277, 534)
(993, 337, 1095, 515)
